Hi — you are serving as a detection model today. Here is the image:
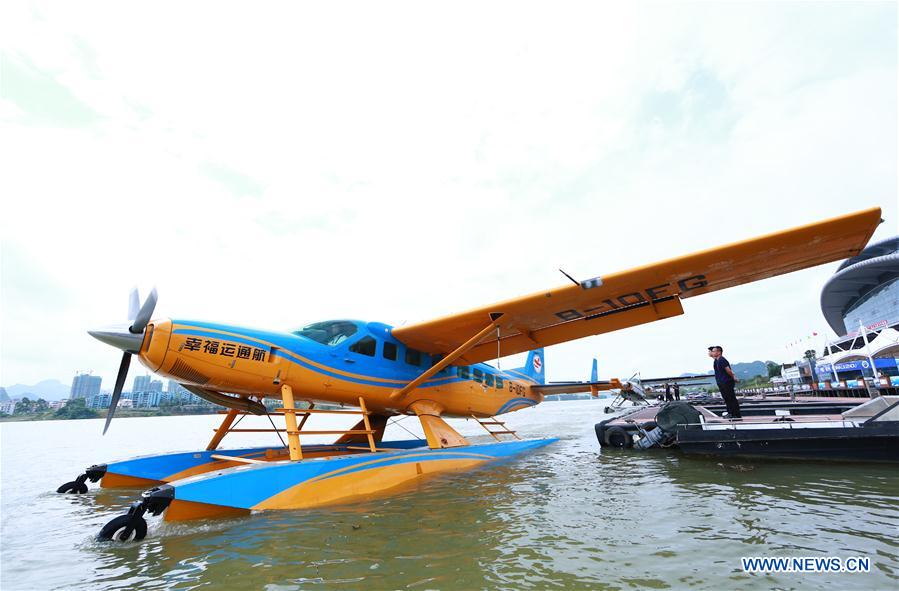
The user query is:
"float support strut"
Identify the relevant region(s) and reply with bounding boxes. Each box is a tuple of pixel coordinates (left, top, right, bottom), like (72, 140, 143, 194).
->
(281, 384, 303, 461)
(206, 408, 239, 451)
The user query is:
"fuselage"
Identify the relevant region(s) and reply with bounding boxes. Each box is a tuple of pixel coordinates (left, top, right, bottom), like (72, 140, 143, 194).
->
(135, 318, 543, 417)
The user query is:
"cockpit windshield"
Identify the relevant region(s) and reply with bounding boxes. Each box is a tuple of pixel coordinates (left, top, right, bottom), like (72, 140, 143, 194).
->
(292, 321, 358, 346)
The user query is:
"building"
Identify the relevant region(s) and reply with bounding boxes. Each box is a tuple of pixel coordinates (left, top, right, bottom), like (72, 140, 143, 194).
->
(70, 373, 102, 399)
(0, 399, 17, 415)
(133, 375, 152, 392)
(816, 328, 899, 387)
(132, 390, 164, 408)
(818, 236, 899, 386)
(87, 393, 113, 409)
(167, 380, 191, 402)
(821, 235, 899, 341)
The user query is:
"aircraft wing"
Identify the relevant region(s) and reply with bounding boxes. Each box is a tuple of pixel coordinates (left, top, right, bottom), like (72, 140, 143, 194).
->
(532, 380, 622, 396)
(392, 207, 881, 364)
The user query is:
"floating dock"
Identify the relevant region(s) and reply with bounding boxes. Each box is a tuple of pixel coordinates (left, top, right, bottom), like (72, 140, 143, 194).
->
(595, 395, 899, 462)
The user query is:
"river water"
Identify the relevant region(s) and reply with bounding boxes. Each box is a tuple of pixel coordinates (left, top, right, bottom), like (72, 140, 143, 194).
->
(1, 400, 897, 590)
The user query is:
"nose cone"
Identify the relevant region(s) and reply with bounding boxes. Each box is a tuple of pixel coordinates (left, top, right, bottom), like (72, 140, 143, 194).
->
(88, 324, 144, 353)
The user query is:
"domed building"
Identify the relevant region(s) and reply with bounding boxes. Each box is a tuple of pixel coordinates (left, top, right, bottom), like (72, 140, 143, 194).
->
(817, 236, 899, 387)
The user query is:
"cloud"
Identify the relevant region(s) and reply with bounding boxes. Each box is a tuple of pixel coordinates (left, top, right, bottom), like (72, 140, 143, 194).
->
(0, 2, 895, 387)
(0, 53, 101, 127)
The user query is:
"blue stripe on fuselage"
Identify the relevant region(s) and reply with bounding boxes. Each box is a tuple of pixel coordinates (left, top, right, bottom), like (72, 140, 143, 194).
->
(495, 397, 538, 415)
(169, 320, 522, 392)
(172, 328, 457, 389)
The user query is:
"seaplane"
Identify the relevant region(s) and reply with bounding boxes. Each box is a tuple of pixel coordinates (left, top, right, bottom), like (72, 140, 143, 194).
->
(57, 207, 882, 541)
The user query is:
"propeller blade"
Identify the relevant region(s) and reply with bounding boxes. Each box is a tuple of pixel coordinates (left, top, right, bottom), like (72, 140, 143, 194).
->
(128, 288, 140, 321)
(103, 352, 131, 435)
(129, 288, 158, 334)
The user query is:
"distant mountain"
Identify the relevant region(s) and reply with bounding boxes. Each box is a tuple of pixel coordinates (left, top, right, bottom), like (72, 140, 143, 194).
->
(732, 361, 772, 380)
(0, 387, 8, 402)
(4, 379, 71, 401)
(684, 361, 773, 381)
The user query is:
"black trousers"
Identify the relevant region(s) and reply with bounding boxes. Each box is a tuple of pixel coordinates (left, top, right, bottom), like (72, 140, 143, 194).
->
(719, 382, 741, 418)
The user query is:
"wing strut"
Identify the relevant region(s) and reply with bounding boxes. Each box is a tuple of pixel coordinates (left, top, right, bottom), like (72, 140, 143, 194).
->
(389, 314, 504, 402)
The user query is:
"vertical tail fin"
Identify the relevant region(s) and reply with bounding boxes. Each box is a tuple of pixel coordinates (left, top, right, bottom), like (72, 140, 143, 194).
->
(511, 348, 546, 385)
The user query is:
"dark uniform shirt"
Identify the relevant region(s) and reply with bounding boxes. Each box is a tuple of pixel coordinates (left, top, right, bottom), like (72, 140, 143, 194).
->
(714, 356, 735, 386)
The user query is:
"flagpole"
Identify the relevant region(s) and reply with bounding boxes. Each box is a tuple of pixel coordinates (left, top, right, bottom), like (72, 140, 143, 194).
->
(859, 319, 880, 397)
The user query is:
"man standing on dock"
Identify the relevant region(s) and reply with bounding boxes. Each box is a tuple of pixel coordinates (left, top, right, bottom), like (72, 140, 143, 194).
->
(708, 346, 741, 418)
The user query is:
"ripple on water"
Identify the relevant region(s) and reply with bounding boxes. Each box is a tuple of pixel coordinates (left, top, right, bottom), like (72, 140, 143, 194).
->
(2, 404, 899, 590)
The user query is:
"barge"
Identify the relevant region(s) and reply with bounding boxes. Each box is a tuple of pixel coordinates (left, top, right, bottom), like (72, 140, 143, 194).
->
(595, 396, 899, 463)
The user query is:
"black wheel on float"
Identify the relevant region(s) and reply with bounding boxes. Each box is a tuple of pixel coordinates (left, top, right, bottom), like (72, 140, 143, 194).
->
(605, 426, 633, 448)
(56, 481, 88, 494)
(98, 515, 147, 542)
(604, 407, 611, 413)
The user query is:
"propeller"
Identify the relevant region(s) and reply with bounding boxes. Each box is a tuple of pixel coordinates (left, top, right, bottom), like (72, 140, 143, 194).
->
(104, 352, 132, 435)
(130, 288, 157, 334)
(128, 288, 140, 323)
(89, 288, 158, 434)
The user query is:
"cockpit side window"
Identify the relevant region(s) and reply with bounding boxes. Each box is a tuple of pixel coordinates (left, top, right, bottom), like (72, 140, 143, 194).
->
(349, 336, 376, 356)
(292, 321, 358, 346)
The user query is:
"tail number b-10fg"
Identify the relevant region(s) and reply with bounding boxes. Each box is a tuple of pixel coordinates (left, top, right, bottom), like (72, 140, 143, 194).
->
(554, 274, 709, 321)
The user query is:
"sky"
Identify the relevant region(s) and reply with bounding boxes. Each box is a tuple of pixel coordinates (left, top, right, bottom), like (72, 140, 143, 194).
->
(1, 1, 897, 392)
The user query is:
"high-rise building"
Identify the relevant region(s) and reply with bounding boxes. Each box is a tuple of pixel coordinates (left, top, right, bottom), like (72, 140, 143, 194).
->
(133, 375, 152, 392)
(70, 373, 102, 399)
(167, 380, 190, 401)
(149, 379, 164, 392)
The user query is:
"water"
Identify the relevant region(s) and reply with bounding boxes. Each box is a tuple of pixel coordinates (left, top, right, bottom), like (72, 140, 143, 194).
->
(2, 400, 898, 590)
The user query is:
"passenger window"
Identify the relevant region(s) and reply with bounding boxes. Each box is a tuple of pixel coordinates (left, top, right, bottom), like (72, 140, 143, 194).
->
(349, 336, 376, 357)
(473, 369, 483, 383)
(485, 374, 495, 387)
(405, 348, 422, 366)
(431, 355, 450, 375)
(495, 377, 504, 389)
(383, 342, 397, 361)
(458, 366, 470, 379)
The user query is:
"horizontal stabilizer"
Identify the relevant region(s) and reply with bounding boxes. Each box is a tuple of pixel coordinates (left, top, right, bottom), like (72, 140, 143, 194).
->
(533, 379, 622, 397)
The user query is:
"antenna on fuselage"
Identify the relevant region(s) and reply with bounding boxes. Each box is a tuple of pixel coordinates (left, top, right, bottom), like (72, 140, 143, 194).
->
(559, 268, 580, 286)
(496, 325, 501, 369)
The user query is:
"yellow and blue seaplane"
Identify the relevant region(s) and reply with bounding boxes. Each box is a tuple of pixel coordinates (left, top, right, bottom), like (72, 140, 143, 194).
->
(57, 207, 882, 541)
